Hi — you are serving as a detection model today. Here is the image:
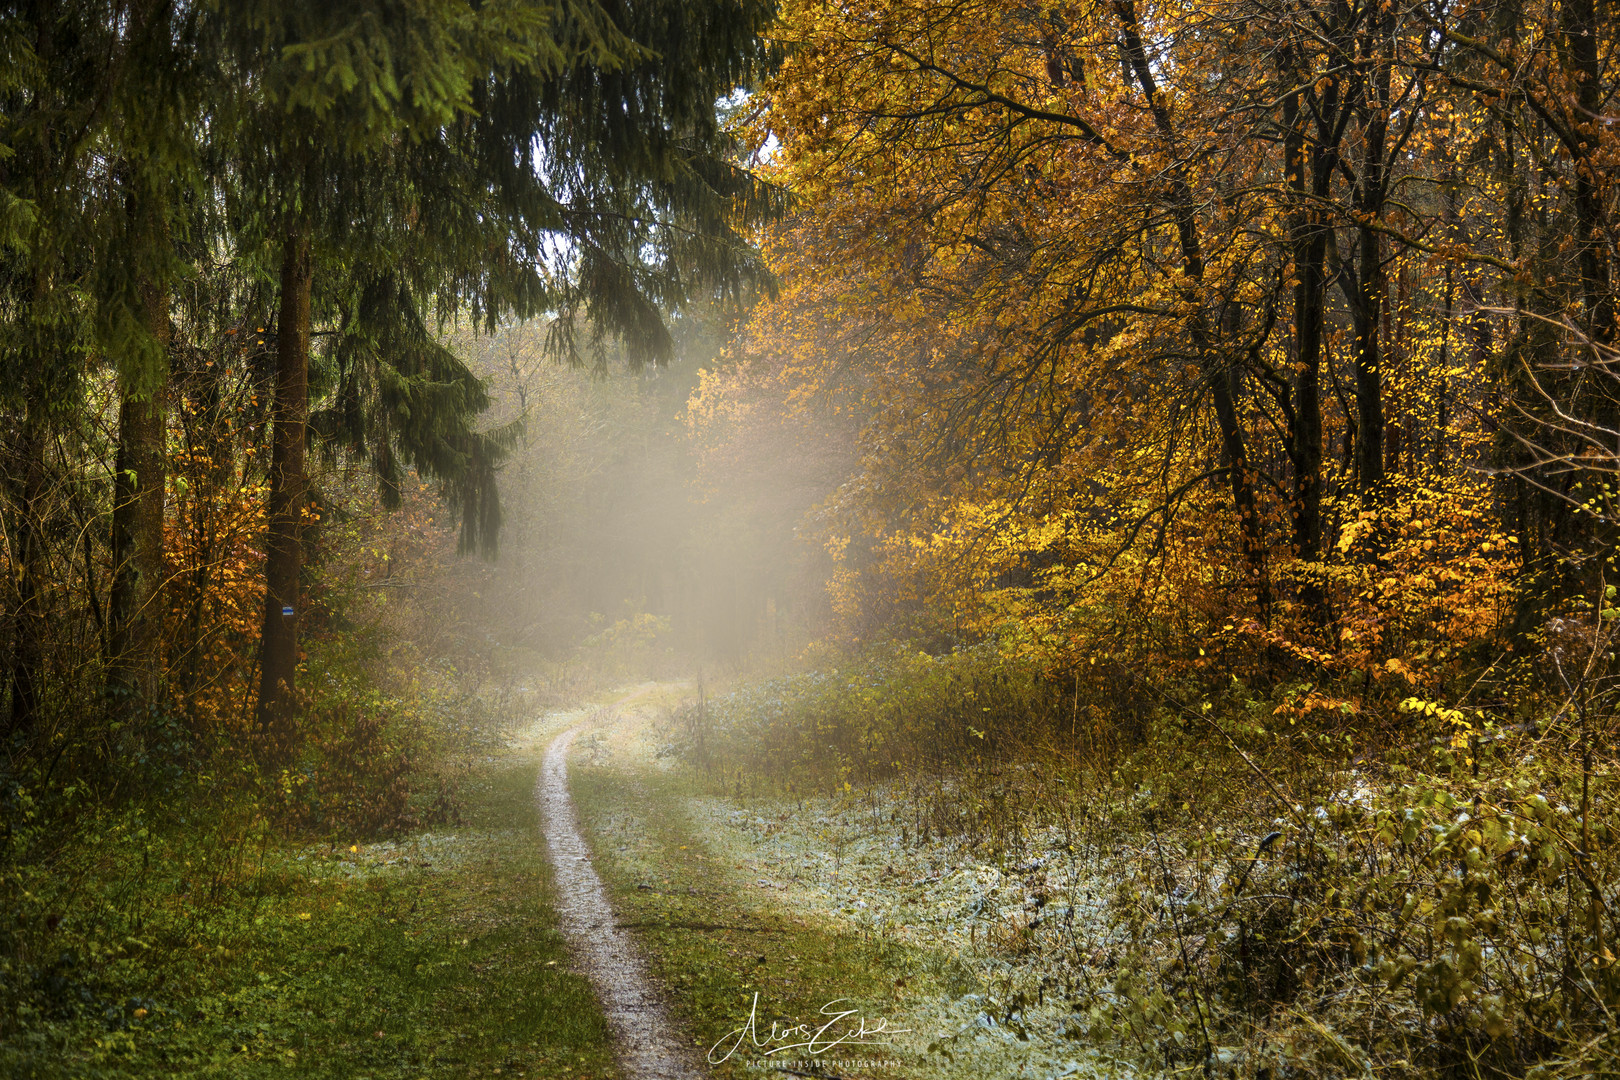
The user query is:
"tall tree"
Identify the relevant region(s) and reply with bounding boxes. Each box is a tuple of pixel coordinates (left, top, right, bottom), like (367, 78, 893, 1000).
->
(105, 0, 205, 712)
(699, 0, 1620, 668)
(0, 1, 114, 742)
(228, 0, 781, 734)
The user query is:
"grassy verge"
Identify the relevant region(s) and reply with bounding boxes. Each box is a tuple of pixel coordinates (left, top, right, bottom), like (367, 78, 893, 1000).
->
(2, 764, 614, 1080)
(569, 753, 945, 1078)
(675, 650, 1620, 1078)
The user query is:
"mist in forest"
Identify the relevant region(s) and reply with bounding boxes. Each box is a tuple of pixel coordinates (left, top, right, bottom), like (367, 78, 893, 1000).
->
(447, 316, 841, 677)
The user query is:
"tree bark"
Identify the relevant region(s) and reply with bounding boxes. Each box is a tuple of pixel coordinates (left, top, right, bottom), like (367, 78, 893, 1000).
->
(255, 222, 312, 752)
(108, 275, 171, 708)
(4, 417, 46, 745)
(1564, 0, 1612, 344)
(1352, 8, 1391, 498)
(1280, 57, 1335, 617)
(1210, 366, 1272, 614)
(1291, 214, 1327, 563)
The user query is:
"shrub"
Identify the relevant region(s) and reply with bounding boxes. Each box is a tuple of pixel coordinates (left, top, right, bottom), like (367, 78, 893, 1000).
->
(681, 641, 1061, 788)
(1088, 737, 1620, 1078)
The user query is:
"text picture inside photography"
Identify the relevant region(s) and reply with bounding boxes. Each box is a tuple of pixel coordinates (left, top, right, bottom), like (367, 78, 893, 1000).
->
(709, 994, 912, 1066)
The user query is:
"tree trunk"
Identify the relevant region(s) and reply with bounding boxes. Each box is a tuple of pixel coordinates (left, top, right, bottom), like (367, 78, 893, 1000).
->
(1291, 218, 1326, 563)
(1281, 69, 1334, 617)
(1114, 0, 1270, 615)
(1292, 240, 1327, 620)
(255, 222, 312, 753)
(1210, 366, 1272, 615)
(1353, 10, 1390, 498)
(1384, 269, 1407, 477)
(1564, 0, 1612, 344)
(108, 275, 171, 708)
(4, 417, 46, 745)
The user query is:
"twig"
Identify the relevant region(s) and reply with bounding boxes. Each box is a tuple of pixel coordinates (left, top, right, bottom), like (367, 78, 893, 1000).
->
(1147, 817, 1215, 1079)
(1131, 675, 1310, 831)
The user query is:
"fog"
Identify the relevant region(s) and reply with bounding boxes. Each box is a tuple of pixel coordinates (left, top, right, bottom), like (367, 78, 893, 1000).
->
(448, 315, 842, 677)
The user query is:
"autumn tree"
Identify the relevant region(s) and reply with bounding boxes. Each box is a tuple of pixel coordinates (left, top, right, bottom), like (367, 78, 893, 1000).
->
(693, 0, 1620, 688)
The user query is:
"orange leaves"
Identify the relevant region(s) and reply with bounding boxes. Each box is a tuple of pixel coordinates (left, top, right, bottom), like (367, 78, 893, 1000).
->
(1384, 658, 1420, 685)
(1273, 688, 1359, 722)
(163, 456, 269, 742)
(688, 0, 1592, 714)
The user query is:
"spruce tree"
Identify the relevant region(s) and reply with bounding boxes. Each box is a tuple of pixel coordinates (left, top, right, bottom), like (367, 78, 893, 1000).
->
(223, 0, 781, 735)
(0, 2, 113, 741)
(104, 0, 207, 714)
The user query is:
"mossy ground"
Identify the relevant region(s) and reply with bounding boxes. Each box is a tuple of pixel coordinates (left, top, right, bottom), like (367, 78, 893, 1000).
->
(1, 764, 615, 1080)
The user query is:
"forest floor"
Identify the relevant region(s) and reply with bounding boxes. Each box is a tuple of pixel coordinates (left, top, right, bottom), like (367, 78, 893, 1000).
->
(534, 689, 700, 1079)
(555, 688, 1138, 1080)
(6, 702, 621, 1080)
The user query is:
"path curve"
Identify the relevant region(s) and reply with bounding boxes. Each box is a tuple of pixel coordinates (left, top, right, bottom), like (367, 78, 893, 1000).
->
(539, 724, 701, 1080)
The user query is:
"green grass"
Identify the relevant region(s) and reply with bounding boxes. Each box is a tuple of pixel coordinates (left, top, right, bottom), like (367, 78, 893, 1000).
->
(570, 760, 950, 1078)
(1, 765, 615, 1080)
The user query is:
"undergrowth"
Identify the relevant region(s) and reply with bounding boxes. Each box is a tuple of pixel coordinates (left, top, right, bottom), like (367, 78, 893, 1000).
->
(675, 642, 1062, 789)
(0, 760, 613, 1079)
(0, 618, 602, 1078)
(682, 643, 1620, 1078)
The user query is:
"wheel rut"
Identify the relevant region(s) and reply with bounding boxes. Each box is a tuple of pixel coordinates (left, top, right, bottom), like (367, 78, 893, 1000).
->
(539, 723, 702, 1079)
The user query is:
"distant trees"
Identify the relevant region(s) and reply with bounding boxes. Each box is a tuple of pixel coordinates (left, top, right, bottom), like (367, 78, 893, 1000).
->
(0, 1, 779, 769)
(452, 311, 838, 672)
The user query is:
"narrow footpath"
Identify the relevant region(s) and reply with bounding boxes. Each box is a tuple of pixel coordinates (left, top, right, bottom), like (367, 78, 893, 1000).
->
(539, 717, 700, 1080)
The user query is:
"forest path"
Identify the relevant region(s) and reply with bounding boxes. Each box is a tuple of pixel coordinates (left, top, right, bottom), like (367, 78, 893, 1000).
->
(553, 688, 1130, 1080)
(533, 684, 701, 1080)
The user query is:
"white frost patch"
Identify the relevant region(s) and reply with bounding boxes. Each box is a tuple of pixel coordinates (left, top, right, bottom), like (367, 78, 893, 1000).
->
(686, 793, 1138, 1079)
(582, 704, 1147, 1080)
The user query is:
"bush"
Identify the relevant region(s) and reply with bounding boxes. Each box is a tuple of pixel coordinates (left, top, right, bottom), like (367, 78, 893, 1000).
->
(273, 697, 419, 836)
(694, 635, 1620, 1077)
(1086, 733, 1620, 1078)
(680, 641, 1061, 788)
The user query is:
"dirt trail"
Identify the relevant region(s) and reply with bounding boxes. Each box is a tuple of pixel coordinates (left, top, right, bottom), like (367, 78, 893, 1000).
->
(538, 700, 700, 1080)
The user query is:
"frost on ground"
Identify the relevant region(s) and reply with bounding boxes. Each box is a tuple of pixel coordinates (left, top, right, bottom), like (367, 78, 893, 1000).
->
(579, 704, 1157, 1080)
(691, 797, 1141, 1080)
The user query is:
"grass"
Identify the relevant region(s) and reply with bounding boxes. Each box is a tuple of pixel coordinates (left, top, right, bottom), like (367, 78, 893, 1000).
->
(569, 751, 953, 1079)
(1, 764, 615, 1080)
